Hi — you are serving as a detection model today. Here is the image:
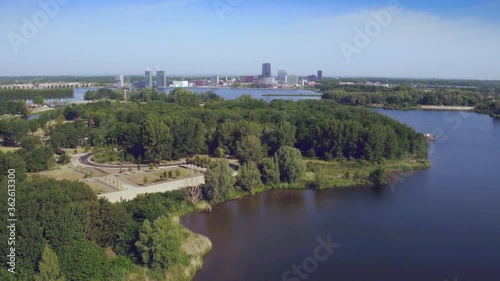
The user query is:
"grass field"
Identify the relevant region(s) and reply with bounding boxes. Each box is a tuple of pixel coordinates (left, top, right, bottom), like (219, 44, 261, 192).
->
(33, 168, 84, 181)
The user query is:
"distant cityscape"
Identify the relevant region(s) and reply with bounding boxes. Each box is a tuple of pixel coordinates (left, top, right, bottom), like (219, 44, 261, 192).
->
(118, 63, 324, 91)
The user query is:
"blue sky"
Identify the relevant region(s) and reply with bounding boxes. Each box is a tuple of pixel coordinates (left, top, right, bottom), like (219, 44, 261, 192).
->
(1, 0, 499, 79)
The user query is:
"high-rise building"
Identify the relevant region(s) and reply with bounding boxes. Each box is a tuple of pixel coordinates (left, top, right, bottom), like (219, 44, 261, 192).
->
(286, 75, 299, 86)
(210, 76, 220, 87)
(115, 75, 124, 88)
(145, 71, 153, 88)
(308, 75, 317, 82)
(262, 63, 272, 78)
(277, 70, 287, 83)
(317, 70, 323, 81)
(157, 71, 166, 90)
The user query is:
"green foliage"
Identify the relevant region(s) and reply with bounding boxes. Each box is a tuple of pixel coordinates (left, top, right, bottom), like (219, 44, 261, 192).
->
(263, 121, 297, 155)
(35, 245, 65, 281)
(238, 162, 262, 194)
(142, 117, 173, 163)
(20, 135, 42, 152)
(214, 146, 225, 158)
(319, 81, 485, 107)
(123, 191, 186, 223)
(259, 158, 280, 185)
(0, 151, 27, 182)
(274, 146, 306, 183)
(369, 167, 387, 188)
(58, 154, 71, 165)
(87, 199, 131, 248)
(167, 88, 201, 107)
(58, 240, 110, 281)
(204, 159, 236, 203)
(28, 119, 40, 134)
(2, 118, 29, 145)
(0, 88, 73, 101)
(33, 95, 45, 105)
(25, 146, 55, 172)
(84, 88, 122, 101)
(135, 216, 186, 269)
(236, 135, 264, 164)
(0, 101, 28, 115)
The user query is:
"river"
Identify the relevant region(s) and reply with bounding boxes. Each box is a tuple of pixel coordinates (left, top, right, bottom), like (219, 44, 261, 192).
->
(182, 109, 500, 281)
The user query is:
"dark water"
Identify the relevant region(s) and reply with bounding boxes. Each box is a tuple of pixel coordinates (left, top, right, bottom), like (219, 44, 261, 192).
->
(182, 109, 500, 281)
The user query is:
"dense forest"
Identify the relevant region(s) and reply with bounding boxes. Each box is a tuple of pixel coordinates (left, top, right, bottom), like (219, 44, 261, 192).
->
(317, 80, 499, 114)
(0, 88, 74, 101)
(40, 91, 428, 163)
(0, 90, 430, 280)
(0, 101, 28, 115)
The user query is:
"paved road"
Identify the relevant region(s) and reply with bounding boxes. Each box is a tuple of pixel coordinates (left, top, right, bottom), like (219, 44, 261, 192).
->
(77, 153, 184, 169)
(99, 175, 205, 203)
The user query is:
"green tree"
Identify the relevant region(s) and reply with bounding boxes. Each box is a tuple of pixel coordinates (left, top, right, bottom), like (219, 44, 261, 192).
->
(20, 135, 41, 152)
(258, 158, 280, 185)
(26, 147, 55, 172)
(35, 245, 65, 281)
(204, 159, 235, 203)
(142, 117, 173, 163)
(274, 146, 306, 183)
(33, 95, 45, 105)
(28, 119, 40, 134)
(238, 162, 262, 194)
(58, 240, 110, 281)
(263, 121, 297, 155)
(87, 199, 131, 248)
(235, 135, 264, 164)
(135, 216, 185, 269)
(369, 167, 387, 188)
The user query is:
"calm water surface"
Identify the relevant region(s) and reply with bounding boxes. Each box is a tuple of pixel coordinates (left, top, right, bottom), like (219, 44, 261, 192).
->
(182, 109, 500, 281)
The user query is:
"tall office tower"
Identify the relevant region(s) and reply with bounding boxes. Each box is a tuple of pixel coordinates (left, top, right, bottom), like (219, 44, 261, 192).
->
(210, 76, 220, 87)
(277, 70, 287, 83)
(115, 75, 124, 88)
(317, 70, 323, 81)
(286, 75, 299, 85)
(145, 71, 153, 88)
(157, 71, 166, 90)
(262, 63, 272, 78)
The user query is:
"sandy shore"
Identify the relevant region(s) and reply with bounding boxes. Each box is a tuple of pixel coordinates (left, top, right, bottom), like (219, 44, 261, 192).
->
(420, 105, 475, 111)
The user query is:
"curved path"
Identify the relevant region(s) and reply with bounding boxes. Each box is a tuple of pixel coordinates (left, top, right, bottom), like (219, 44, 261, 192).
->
(77, 153, 184, 169)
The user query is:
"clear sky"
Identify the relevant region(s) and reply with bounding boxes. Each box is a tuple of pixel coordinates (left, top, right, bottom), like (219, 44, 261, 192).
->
(1, 0, 499, 79)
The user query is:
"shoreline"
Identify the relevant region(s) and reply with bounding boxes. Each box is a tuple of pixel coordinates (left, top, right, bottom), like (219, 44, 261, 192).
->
(419, 105, 475, 111)
(368, 104, 476, 111)
(177, 158, 431, 281)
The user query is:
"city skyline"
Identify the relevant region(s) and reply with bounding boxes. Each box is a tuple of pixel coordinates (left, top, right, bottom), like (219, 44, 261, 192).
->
(1, 0, 499, 79)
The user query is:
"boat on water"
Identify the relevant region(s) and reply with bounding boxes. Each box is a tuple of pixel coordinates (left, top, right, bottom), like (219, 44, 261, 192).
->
(424, 133, 437, 141)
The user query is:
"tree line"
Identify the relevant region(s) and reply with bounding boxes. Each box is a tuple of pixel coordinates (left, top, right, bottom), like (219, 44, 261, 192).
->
(0, 88, 74, 101)
(0, 101, 28, 115)
(41, 94, 427, 165)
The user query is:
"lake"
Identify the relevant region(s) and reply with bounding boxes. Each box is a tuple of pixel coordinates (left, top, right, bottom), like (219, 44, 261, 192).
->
(182, 109, 500, 281)
(69, 87, 320, 102)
